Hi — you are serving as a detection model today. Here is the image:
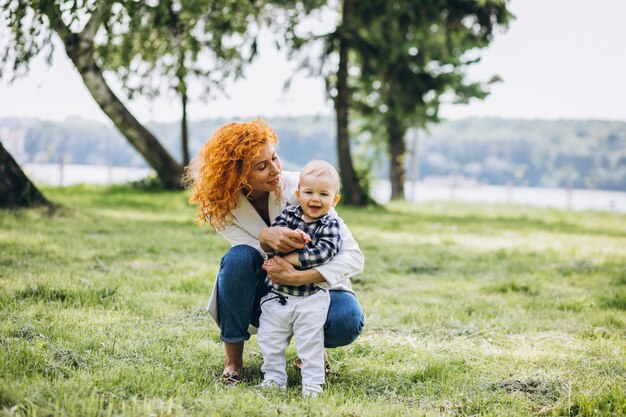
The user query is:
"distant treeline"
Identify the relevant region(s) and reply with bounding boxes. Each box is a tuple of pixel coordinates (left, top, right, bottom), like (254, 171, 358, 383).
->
(421, 118, 626, 191)
(2, 116, 625, 191)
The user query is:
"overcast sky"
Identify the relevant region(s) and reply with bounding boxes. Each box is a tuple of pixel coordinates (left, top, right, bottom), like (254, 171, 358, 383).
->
(1, 0, 625, 125)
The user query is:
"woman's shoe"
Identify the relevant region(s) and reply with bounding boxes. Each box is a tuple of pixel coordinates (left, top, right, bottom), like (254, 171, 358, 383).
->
(220, 371, 242, 387)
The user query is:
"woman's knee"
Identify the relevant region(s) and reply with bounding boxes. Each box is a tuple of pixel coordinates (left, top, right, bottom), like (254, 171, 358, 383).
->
(222, 245, 262, 268)
(221, 245, 262, 272)
(324, 292, 365, 348)
(218, 245, 264, 289)
(217, 245, 268, 339)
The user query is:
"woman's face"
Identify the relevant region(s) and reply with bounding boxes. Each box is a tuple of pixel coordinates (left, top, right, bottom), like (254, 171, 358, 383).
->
(246, 142, 282, 192)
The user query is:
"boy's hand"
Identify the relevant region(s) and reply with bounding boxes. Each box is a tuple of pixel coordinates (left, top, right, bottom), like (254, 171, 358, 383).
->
(263, 258, 277, 269)
(263, 256, 325, 286)
(295, 229, 311, 244)
(263, 255, 297, 284)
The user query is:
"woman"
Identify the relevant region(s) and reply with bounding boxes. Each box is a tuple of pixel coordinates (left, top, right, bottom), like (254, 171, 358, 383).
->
(187, 119, 365, 385)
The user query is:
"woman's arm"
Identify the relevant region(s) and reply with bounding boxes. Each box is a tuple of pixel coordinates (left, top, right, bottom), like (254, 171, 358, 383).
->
(221, 210, 362, 290)
(219, 221, 308, 258)
(312, 219, 364, 289)
(259, 226, 308, 253)
(263, 220, 363, 288)
(263, 256, 326, 285)
(282, 252, 301, 267)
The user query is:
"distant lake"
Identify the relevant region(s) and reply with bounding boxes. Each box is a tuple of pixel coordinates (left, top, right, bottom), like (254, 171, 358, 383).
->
(24, 163, 153, 186)
(23, 163, 626, 213)
(372, 180, 626, 213)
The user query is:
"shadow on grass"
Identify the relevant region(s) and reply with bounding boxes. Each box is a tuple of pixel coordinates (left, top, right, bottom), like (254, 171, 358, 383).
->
(599, 289, 626, 311)
(9, 285, 118, 308)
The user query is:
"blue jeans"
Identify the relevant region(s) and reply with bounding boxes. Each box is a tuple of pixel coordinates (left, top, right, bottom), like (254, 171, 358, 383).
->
(216, 245, 365, 348)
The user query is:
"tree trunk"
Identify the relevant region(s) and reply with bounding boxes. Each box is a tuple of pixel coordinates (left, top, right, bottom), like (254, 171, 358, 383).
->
(0, 142, 52, 209)
(387, 115, 406, 200)
(181, 90, 190, 166)
(51, 19, 184, 189)
(408, 125, 420, 201)
(335, 0, 369, 206)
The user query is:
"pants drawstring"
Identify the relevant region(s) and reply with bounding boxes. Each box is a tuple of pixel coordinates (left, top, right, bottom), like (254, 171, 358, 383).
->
(259, 289, 288, 310)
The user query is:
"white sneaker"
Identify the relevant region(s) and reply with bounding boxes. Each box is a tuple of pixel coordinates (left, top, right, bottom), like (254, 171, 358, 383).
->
(302, 384, 323, 398)
(259, 379, 287, 390)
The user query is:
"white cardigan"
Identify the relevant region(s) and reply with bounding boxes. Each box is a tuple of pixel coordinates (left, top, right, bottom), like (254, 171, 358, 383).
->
(207, 171, 364, 332)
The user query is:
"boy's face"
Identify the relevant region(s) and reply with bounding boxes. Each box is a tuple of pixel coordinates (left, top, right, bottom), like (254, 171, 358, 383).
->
(296, 173, 340, 220)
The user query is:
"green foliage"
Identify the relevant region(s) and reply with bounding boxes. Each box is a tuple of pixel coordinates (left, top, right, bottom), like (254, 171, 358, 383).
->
(273, 0, 513, 199)
(1, 186, 625, 416)
(345, 0, 511, 198)
(98, 0, 261, 102)
(1, 1, 102, 78)
(0, 0, 258, 91)
(0, 0, 56, 80)
(0, 0, 326, 101)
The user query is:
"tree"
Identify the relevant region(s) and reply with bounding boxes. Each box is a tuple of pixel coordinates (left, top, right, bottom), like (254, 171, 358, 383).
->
(331, 0, 371, 205)
(0, 142, 51, 208)
(279, 0, 509, 203)
(100, 0, 258, 167)
(1, 1, 185, 188)
(350, 0, 511, 199)
(0, 0, 264, 188)
(278, 0, 371, 206)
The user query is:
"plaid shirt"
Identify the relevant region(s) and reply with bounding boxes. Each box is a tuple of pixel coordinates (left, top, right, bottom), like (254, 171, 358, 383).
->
(267, 205, 342, 296)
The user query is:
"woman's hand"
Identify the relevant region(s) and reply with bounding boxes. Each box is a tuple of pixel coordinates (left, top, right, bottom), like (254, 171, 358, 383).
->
(262, 256, 296, 284)
(263, 256, 325, 286)
(259, 227, 310, 253)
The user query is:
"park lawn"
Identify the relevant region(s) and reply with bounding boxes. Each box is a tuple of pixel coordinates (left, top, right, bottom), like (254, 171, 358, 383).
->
(1, 185, 625, 417)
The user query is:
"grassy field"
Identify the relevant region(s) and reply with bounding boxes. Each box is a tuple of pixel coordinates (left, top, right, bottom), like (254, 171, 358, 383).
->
(1, 185, 625, 416)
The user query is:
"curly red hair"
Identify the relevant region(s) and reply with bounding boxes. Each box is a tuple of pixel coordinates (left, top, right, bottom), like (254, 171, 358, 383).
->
(186, 119, 281, 230)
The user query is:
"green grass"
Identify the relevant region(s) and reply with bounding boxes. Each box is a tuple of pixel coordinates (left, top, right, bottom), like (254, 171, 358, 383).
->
(1, 185, 625, 416)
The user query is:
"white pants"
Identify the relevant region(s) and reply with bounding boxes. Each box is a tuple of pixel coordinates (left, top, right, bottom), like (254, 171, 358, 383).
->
(258, 289, 330, 387)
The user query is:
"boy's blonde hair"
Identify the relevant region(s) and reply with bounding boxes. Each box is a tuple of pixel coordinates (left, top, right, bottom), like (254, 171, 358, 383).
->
(299, 160, 341, 193)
